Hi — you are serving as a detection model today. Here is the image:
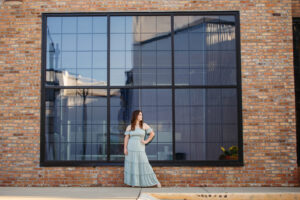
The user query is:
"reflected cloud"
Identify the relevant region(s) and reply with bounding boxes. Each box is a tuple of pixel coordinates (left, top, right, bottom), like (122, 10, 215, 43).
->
(46, 69, 108, 86)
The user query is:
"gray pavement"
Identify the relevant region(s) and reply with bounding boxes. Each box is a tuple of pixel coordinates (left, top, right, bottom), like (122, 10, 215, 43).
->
(0, 187, 299, 200)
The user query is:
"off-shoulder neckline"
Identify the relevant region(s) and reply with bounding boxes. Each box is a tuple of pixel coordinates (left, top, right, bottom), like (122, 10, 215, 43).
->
(127, 126, 151, 131)
(133, 127, 144, 130)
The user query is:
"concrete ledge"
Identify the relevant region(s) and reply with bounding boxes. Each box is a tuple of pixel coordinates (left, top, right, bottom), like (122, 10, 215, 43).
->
(0, 187, 299, 200)
(142, 192, 300, 200)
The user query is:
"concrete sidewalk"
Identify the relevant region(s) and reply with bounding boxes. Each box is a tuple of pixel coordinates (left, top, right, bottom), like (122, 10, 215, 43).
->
(0, 187, 300, 200)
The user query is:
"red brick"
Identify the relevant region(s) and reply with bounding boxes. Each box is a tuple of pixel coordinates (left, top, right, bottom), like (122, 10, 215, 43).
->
(0, 0, 298, 187)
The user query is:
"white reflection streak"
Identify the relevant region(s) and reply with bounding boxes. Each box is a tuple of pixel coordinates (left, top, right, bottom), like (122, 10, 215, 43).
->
(206, 31, 235, 72)
(206, 31, 235, 47)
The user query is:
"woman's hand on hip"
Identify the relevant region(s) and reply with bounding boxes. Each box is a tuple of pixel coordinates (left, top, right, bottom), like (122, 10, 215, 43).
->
(141, 139, 147, 145)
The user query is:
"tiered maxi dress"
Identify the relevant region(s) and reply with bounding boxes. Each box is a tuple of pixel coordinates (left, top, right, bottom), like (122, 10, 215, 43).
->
(124, 126, 160, 187)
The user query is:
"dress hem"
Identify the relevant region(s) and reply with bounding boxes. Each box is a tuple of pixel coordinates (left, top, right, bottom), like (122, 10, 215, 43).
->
(124, 182, 158, 187)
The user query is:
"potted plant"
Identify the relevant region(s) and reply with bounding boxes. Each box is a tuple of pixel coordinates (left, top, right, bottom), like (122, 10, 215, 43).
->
(219, 145, 238, 160)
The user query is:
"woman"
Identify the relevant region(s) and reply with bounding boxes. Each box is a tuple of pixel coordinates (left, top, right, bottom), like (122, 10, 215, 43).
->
(123, 110, 162, 188)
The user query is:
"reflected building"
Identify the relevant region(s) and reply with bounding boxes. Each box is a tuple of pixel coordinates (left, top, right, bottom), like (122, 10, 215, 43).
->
(44, 15, 239, 162)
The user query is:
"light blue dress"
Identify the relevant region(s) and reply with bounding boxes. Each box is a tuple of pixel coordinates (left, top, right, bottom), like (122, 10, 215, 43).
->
(124, 126, 160, 187)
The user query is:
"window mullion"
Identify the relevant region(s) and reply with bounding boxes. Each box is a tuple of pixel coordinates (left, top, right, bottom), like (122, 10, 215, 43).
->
(171, 15, 175, 161)
(107, 15, 110, 162)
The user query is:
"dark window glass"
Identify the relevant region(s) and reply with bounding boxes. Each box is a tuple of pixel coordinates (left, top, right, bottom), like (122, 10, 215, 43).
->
(45, 89, 107, 161)
(174, 16, 236, 86)
(43, 13, 241, 165)
(110, 89, 172, 161)
(174, 88, 238, 160)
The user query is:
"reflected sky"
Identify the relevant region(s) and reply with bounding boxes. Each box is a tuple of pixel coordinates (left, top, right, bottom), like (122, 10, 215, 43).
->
(46, 15, 236, 87)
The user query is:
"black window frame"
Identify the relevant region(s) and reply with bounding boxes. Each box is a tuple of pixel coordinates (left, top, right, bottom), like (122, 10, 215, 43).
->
(293, 17, 300, 166)
(40, 11, 243, 167)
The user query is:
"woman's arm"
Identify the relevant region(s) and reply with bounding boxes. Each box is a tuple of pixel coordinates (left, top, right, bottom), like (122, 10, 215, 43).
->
(141, 123, 155, 144)
(144, 132, 155, 144)
(124, 135, 129, 155)
(124, 125, 130, 155)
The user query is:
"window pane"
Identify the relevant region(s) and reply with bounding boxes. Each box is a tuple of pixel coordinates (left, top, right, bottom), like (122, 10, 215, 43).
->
(93, 17, 107, 33)
(62, 34, 76, 51)
(219, 16, 235, 33)
(93, 34, 107, 51)
(175, 88, 238, 161)
(157, 16, 171, 34)
(189, 51, 204, 68)
(141, 34, 156, 51)
(126, 34, 140, 51)
(174, 16, 236, 86)
(157, 68, 171, 86)
(126, 51, 141, 68)
(174, 51, 189, 68)
(77, 52, 92, 68)
(110, 69, 128, 86)
(92, 69, 107, 86)
(110, 51, 126, 68)
(141, 51, 156, 67)
(189, 33, 204, 50)
(157, 37, 171, 51)
(205, 16, 220, 32)
(62, 17, 77, 33)
(174, 31, 189, 50)
(111, 16, 125, 33)
(93, 51, 107, 68)
(110, 89, 172, 161)
(78, 17, 93, 33)
(46, 34, 62, 69)
(140, 16, 156, 33)
(157, 51, 171, 68)
(46, 16, 107, 87)
(110, 16, 171, 86)
(78, 34, 92, 51)
(47, 17, 62, 33)
(45, 89, 107, 161)
(189, 16, 205, 32)
(125, 16, 140, 33)
(141, 68, 156, 85)
(111, 34, 126, 51)
(61, 52, 76, 68)
(77, 69, 92, 86)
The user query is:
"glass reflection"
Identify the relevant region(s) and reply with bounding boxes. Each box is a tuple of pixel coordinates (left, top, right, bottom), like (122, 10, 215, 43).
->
(174, 15, 236, 86)
(77, 52, 92, 67)
(110, 16, 171, 86)
(175, 88, 238, 161)
(110, 88, 172, 161)
(47, 17, 62, 33)
(46, 16, 107, 86)
(77, 34, 92, 51)
(78, 17, 93, 33)
(45, 14, 239, 163)
(62, 17, 77, 33)
(45, 89, 107, 161)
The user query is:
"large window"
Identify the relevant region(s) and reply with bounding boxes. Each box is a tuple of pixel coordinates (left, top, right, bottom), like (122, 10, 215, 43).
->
(41, 12, 243, 166)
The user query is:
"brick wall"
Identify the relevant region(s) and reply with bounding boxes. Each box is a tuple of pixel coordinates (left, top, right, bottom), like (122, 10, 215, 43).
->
(292, 0, 300, 186)
(292, 0, 300, 17)
(0, 0, 298, 187)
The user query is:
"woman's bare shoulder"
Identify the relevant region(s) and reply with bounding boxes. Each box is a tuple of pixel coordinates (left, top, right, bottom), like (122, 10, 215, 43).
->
(142, 122, 150, 129)
(126, 125, 131, 131)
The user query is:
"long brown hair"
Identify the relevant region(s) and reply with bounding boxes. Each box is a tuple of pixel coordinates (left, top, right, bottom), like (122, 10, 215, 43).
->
(130, 110, 143, 131)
